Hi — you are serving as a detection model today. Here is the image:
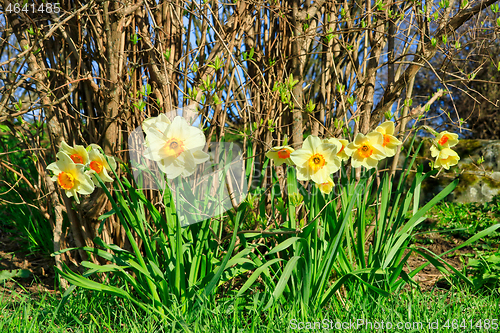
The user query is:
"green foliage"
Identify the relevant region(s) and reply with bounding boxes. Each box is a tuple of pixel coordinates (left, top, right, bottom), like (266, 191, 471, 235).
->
(242, 48, 255, 61)
(0, 269, 31, 283)
(323, 28, 336, 43)
(130, 33, 141, 45)
(428, 195, 500, 241)
(346, 96, 355, 106)
(53, 163, 250, 322)
(0, 123, 52, 255)
(207, 56, 224, 71)
(305, 100, 316, 113)
(163, 49, 171, 62)
(272, 74, 299, 109)
(237, 138, 459, 310)
(241, 135, 500, 312)
(467, 253, 500, 290)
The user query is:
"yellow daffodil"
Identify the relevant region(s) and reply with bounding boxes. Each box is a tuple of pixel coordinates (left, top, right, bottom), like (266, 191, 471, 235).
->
(323, 138, 350, 161)
(344, 132, 386, 169)
(433, 147, 460, 170)
(290, 136, 341, 184)
(375, 121, 402, 157)
(266, 146, 295, 166)
(430, 131, 459, 157)
(87, 145, 117, 187)
(316, 177, 334, 194)
(47, 152, 94, 203)
(144, 116, 209, 179)
(59, 141, 89, 165)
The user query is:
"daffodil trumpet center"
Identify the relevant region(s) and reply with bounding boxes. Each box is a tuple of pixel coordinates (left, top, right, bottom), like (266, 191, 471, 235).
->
(383, 134, 390, 147)
(90, 160, 104, 174)
(70, 154, 84, 164)
(57, 172, 75, 190)
(164, 138, 185, 157)
(308, 153, 326, 171)
(358, 144, 374, 158)
(438, 135, 449, 146)
(277, 148, 291, 159)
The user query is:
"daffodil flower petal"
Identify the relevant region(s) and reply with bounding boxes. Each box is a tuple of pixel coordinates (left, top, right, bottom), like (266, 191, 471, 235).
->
(434, 148, 460, 170)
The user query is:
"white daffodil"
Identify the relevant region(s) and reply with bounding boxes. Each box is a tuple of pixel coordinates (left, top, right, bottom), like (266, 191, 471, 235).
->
(323, 138, 350, 162)
(59, 141, 89, 165)
(375, 121, 402, 157)
(142, 113, 172, 133)
(143, 116, 209, 179)
(344, 132, 386, 169)
(47, 152, 94, 203)
(290, 136, 341, 184)
(266, 146, 295, 166)
(87, 145, 117, 187)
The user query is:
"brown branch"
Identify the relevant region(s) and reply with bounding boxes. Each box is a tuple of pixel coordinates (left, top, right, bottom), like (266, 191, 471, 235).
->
(370, 0, 500, 128)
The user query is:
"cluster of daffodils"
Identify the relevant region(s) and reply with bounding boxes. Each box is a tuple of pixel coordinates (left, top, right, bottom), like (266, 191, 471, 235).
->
(47, 142, 117, 203)
(266, 121, 402, 194)
(266, 121, 461, 195)
(429, 131, 460, 170)
(142, 115, 209, 179)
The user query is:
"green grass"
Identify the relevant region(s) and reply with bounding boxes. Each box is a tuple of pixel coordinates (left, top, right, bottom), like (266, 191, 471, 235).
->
(425, 195, 500, 243)
(1, 284, 499, 332)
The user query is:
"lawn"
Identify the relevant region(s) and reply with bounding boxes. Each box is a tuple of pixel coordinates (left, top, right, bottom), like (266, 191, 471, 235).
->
(1, 196, 499, 332)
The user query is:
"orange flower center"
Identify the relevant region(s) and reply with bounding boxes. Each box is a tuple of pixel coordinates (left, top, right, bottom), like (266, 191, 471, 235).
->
(70, 154, 84, 164)
(164, 138, 185, 157)
(438, 135, 449, 146)
(383, 134, 391, 147)
(338, 145, 345, 154)
(57, 172, 75, 190)
(358, 144, 373, 158)
(90, 160, 103, 174)
(277, 148, 291, 159)
(308, 153, 326, 171)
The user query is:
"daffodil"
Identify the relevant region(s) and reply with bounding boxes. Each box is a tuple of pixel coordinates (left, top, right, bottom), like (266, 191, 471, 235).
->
(433, 147, 460, 170)
(142, 113, 172, 133)
(344, 132, 386, 169)
(266, 146, 295, 166)
(323, 138, 349, 161)
(59, 141, 89, 165)
(47, 152, 94, 203)
(430, 131, 459, 157)
(290, 136, 341, 184)
(316, 177, 334, 194)
(143, 116, 209, 179)
(87, 145, 117, 187)
(375, 121, 402, 157)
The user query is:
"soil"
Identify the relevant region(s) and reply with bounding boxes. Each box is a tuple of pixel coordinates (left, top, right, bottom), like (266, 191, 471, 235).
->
(0, 232, 57, 300)
(0, 222, 484, 299)
(405, 233, 473, 291)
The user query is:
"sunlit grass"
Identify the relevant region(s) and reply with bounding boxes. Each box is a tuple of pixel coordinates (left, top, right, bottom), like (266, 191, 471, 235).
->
(0, 285, 499, 332)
